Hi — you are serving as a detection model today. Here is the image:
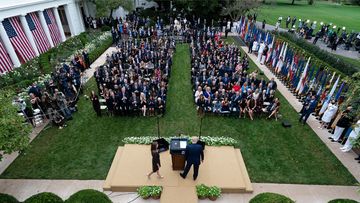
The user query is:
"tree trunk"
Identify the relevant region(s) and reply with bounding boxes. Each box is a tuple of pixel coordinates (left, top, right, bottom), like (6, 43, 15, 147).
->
(109, 9, 113, 19)
(291, 0, 295, 4)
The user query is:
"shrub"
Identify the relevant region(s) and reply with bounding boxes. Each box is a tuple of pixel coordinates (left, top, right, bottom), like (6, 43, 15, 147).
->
(250, 192, 295, 203)
(196, 184, 209, 198)
(328, 199, 359, 203)
(65, 189, 111, 203)
(207, 186, 221, 198)
(24, 192, 63, 203)
(0, 193, 19, 203)
(101, 25, 111, 32)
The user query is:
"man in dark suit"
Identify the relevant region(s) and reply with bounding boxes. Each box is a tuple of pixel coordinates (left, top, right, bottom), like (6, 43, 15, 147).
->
(180, 137, 204, 180)
(299, 95, 317, 125)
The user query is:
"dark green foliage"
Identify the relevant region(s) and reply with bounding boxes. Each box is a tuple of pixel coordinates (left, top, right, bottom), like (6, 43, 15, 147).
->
(0, 193, 19, 203)
(88, 37, 113, 62)
(328, 199, 359, 203)
(101, 25, 111, 32)
(24, 193, 63, 203)
(65, 190, 112, 203)
(250, 193, 295, 203)
(276, 32, 359, 76)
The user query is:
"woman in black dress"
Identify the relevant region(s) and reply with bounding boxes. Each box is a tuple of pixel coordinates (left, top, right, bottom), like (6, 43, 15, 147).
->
(90, 91, 101, 116)
(147, 141, 164, 179)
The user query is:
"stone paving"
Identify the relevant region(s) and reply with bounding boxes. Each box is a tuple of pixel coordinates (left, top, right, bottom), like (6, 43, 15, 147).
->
(0, 45, 359, 203)
(253, 21, 360, 60)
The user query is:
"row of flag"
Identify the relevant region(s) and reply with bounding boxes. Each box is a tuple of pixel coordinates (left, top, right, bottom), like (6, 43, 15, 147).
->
(0, 9, 62, 74)
(236, 16, 346, 108)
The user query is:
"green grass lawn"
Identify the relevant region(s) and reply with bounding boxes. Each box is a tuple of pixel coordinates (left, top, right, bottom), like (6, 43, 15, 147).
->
(258, 0, 360, 32)
(1, 43, 357, 185)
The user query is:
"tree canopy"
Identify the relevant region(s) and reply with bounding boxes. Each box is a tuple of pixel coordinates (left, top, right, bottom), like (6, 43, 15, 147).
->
(221, 0, 261, 21)
(0, 90, 30, 161)
(90, 0, 133, 18)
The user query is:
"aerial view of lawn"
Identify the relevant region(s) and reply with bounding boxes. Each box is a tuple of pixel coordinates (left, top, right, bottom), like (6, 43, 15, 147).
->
(258, 0, 360, 32)
(1, 41, 356, 186)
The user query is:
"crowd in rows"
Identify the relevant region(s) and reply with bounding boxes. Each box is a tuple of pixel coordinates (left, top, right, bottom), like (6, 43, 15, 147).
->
(91, 36, 175, 117)
(190, 33, 280, 120)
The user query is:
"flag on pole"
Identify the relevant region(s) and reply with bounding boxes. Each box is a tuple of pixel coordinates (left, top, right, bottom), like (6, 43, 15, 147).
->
(3, 17, 36, 62)
(319, 76, 340, 114)
(43, 9, 62, 45)
(335, 82, 345, 100)
(26, 12, 51, 54)
(0, 41, 13, 73)
(296, 57, 311, 93)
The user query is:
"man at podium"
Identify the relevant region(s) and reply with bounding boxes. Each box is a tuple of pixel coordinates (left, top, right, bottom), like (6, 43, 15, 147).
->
(180, 136, 204, 180)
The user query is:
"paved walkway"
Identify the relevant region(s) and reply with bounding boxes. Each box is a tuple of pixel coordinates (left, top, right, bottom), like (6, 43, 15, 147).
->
(0, 179, 358, 203)
(236, 39, 360, 183)
(254, 21, 360, 60)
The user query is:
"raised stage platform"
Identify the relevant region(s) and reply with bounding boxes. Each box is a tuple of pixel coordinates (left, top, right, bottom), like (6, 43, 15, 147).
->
(103, 144, 253, 202)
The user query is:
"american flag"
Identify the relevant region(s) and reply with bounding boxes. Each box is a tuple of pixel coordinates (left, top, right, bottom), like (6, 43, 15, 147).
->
(0, 41, 13, 73)
(43, 9, 62, 46)
(3, 17, 36, 63)
(26, 12, 51, 54)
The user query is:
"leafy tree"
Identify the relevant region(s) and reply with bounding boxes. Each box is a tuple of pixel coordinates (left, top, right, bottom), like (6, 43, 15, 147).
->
(90, 0, 133, 18)
(173, 0, 221, 19)
(0, 90, 30, 161)
(221, 0, 261, 21)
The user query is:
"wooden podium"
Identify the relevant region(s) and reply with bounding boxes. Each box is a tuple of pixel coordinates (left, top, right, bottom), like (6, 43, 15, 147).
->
(171, 154, 185, 170)
(170, 138, 188, 170)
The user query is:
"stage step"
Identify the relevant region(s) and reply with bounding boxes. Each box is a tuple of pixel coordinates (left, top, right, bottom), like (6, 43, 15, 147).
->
(103, 147, 124, 191)
(161, 186, 197, 203)
(234, 149, 253, 192)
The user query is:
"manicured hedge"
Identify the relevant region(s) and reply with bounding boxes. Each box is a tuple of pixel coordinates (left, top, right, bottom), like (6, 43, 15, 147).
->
(24, 192, 63, 203)
(250, 192, 295, 203)
(328, 199, 359, 203)
(65, 189, 112, 203)
(277, 32, 359, 77)
(0, 193, 19, 203)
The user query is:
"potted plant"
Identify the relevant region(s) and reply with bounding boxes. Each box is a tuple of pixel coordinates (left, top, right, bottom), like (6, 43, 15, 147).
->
(196, 184, 209, 200)
(137, 186, 151, 199)
(207, 186, 221, 201)
(150, 186, 162, 199)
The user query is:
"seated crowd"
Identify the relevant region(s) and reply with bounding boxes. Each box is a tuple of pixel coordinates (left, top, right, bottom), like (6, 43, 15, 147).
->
(92, 36, 175, 117)
(190, 35, 280, 120)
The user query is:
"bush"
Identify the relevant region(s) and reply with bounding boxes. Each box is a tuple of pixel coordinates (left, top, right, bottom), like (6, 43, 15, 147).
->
(250, 192, 295, 203)
(24, 192, 63, 203)
(101, 25, 111, 32)
(328, 199, 359, 203)
(0, 193, 19, 203)
(196, 184, 209, 198)
(65, 189, 112, 203)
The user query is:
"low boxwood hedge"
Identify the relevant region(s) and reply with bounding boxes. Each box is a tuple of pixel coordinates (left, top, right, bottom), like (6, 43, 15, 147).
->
(0, 193, 19, 203)
(250, 192, 295, 203)
(328, 199, 359, 203)
(24, 192, 63, 203)
(65, 189, 112, 203)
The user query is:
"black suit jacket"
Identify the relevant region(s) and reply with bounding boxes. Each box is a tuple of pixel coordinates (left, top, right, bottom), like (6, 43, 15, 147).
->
(185, 144, 204, 165)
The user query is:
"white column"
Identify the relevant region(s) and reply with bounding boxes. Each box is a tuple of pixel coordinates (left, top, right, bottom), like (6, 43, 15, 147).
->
(38, 10, 54, 47)
(64, 3, 79, 36)
(52, 7, 66, 42)
(19, 15, 39, 56)
(0, 19, 21, 67)
(75, 2, 85, 33)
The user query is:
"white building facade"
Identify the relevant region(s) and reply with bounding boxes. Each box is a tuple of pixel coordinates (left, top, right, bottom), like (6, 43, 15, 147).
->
(0, 0, 87, 69)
